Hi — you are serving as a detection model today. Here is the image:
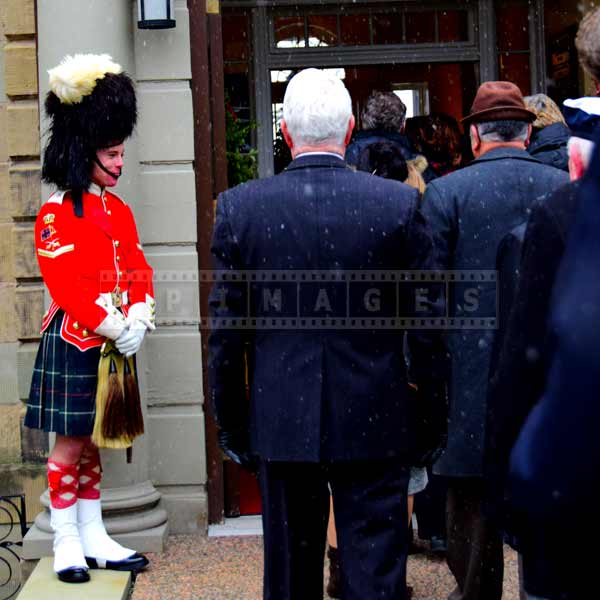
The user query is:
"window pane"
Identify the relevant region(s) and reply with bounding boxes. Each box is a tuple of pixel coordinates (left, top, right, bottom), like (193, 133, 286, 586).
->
(274, 16, 306, 48)
(340, 14, 370, 46)
(499, 52, 531, 95)
(308, 15, 338, 47)
(438, 10, 469, 43)
(372, 13, 403, 45)
(405, 12, 436, 44)
(223, 15, 249, 62)
(496, 5, 529, 51)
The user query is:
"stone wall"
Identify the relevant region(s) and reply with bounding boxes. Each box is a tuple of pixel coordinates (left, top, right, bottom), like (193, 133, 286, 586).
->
(0, 0, 48, 520)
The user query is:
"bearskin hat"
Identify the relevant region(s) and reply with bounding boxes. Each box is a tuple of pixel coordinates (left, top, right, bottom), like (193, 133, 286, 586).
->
(42, 54, 137, 204)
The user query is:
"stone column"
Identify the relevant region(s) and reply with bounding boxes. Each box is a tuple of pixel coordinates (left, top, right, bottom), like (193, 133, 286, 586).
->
(133, 0, 207, 534)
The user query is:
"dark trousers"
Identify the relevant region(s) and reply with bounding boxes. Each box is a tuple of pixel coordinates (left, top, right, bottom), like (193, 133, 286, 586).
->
(414, 468, 447, 540)
(446, 478, 504, 600)
(259, 460, 410, 600)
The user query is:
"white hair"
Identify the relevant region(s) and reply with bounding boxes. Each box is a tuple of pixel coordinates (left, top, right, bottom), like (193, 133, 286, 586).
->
(282, 68, 352, 148)
(568, 136, 596, 169)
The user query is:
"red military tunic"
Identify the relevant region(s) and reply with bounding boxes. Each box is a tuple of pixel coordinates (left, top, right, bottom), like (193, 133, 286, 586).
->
(35, 184, 155, 350)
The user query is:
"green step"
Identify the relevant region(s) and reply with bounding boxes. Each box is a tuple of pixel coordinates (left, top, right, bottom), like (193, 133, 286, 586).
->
(18, 557, 132, 600)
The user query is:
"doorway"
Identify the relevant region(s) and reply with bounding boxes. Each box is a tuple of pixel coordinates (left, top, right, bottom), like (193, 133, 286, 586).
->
(271, 62, 478, 174)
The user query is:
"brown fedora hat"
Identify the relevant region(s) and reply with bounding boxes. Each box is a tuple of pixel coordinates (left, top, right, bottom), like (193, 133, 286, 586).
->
(462, 81, 536, 124)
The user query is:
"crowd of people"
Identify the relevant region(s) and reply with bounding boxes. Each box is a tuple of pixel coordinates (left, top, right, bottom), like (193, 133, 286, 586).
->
(25, 5, 600, 600)
(209, 7, 600, 600)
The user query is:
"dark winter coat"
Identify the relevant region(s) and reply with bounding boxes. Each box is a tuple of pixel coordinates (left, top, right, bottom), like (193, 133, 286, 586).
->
(488, 221, 527, 378)
(485, 181, 579, 513)
(527, 122, 571, 172)
(509, 134, 600, 600)
(209, 153, 448, 463)
(421, 147, 569, 477)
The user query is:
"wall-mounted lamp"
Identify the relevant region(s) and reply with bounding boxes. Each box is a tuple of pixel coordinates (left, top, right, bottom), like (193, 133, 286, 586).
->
(138, 0, 176, 29)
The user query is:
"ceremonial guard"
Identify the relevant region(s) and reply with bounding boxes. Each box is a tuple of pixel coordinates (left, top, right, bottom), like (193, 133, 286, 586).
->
(24, 54, 155, 583)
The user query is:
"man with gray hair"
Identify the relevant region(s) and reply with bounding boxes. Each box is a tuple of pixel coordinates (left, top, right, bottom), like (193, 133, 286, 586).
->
(421, 81, 569, 600)
(209, 68, 448, 599)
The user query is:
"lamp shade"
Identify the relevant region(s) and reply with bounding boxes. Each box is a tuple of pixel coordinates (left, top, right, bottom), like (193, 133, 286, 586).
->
(138, 0, 176, 29)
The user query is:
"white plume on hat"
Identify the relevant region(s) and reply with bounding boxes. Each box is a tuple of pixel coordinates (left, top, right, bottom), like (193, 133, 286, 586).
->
(48, 53, 123, 105)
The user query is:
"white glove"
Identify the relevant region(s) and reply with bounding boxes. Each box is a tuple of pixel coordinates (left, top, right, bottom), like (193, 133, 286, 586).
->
(127, 301, 156, 331)
(115, 324, 146, 357)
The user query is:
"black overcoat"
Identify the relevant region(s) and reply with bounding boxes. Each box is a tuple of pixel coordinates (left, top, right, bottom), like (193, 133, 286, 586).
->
(421, 147, 569, 477)
(508, 135, 600, 600)
(484, 181, 580, 517)
(209, 153, 448, 463)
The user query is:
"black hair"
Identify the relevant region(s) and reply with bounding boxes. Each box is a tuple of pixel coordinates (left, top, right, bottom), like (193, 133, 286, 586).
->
(356, 141, 409, 182)
(42, 72, 136, 216)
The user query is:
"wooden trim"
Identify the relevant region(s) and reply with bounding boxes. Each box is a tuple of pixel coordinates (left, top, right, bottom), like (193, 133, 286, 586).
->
(477, 0, 498, 82)
(529, 0, 547, 94)
(188, 0, 225, 525)
(267, 44, 479, 68)
(208, 12, 229, 195)
(223, 0, 474, 7)
(253, 6, 275, 179)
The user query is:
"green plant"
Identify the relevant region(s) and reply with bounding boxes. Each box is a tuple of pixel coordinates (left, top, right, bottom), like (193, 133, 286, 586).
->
(226, 102, 258, 186)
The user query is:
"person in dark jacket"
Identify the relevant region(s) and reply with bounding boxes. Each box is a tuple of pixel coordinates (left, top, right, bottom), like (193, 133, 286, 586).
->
(524, 94, 570, 172)
(508, 124, 600, 600)
(345, 91, 416, 165)
(420, 81, 569, 600)
(485, 97, 600, 600)
(209, 68, 448, 600)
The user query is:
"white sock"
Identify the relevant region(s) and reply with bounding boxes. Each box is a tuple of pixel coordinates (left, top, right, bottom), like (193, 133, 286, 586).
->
(50, 504, 87, 573)
(77, 498, 135, 562)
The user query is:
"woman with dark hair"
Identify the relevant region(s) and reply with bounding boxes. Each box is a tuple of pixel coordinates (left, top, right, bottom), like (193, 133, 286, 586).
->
(356, 139, 409, 180)
(25, 54, 154, 583)
(357, 141, 428, 195)
(405, 113, 466, 179)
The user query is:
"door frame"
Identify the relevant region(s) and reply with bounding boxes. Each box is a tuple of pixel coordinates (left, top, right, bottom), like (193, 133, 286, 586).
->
(251, 0, 498, 178)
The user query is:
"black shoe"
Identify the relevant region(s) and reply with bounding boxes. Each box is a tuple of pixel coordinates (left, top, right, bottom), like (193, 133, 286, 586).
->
(57, 567, 90, 583)
(429, 536, 447, 556)
(86, 553, 149, 572)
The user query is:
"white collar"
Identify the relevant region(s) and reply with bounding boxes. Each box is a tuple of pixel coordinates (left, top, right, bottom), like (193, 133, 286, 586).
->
(88, 182, 105, 197)
(295, 151, 344, 159)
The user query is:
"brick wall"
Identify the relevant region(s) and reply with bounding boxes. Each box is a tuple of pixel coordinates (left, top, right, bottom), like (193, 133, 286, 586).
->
(0, 0, 47, 516)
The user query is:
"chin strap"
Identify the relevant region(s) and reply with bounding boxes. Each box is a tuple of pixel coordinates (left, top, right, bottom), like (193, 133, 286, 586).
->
(94, 156, 121, 180)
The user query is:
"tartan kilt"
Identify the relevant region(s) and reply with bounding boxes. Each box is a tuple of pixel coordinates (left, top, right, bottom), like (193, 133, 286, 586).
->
(25, 311, 101, 436)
